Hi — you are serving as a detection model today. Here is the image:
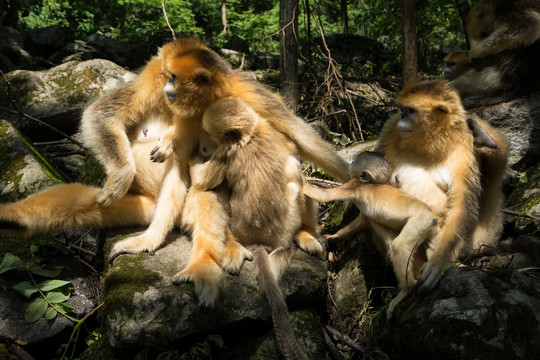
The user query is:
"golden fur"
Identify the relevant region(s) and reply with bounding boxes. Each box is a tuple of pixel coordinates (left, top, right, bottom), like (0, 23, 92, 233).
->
(0, 37, 346, 308)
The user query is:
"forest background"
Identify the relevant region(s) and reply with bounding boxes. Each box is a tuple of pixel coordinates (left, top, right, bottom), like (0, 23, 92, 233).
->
(1, 0, 468, 143)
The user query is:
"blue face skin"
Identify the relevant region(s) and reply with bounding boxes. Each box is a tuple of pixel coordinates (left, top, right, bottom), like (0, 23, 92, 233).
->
(164, 74, 177, 102)
(397, 106, 418, 138)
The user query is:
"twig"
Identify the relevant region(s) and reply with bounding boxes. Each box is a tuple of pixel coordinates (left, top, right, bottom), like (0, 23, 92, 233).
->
(325, 325, 365, 355)
(323, 330, 346, 360)
(502, 208, 538, 220)
(306, 177, 341, 188)
(307, 109, 347, 123)
(161, 0, 176, 40)
(0, 71, 85, 149)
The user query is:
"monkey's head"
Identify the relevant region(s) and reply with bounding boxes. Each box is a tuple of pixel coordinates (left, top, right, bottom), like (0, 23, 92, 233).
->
(161, 37, 233, 115)
(350, 151, 391, 185)
(443, 51, 470, 80)
(202, 97, 257, 146)
(466, 0, 496, 49)
(394, 80, 465, 145)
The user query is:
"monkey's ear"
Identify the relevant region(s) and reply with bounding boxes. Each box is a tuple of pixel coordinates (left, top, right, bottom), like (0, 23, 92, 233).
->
(194, 68, 212, 84)
(434, 103, 450, 113)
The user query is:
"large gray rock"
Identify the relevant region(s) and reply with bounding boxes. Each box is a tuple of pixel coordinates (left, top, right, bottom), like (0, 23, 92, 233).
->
(0, 59, 135, 140)
(373, 267, 540, 360)
(100, 232, 327, 358)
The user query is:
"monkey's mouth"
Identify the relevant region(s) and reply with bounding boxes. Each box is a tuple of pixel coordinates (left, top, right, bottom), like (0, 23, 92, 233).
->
(399, 130, 413, 138)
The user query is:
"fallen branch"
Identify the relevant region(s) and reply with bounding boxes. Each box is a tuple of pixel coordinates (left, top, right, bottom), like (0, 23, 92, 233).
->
(325, 325, 365, 356)
(502, 208, 538, 220)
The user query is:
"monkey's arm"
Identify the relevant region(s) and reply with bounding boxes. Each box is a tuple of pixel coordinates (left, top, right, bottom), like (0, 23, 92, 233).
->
(189, 156, 227, 191)
(470, 15, 540, 58)
(303, 179, 361, 203)
(417, 163, 480, 293)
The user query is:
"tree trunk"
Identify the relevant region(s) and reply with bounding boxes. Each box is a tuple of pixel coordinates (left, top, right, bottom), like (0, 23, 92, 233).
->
(341, 0, 349, 33)
(454, 0, 471, 48)
(279, 0, 299, 111)
(221, 0, 228, 39)
(400, 0, 417, 83)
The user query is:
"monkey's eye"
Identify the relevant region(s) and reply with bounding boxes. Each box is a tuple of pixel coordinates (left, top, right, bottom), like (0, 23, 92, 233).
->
(168, 74, 177, 85)
(360, 171, 371, 183)
(400, 107, 416, 118)
(224, 129, 242, 141)
(447, 62, 456, 67)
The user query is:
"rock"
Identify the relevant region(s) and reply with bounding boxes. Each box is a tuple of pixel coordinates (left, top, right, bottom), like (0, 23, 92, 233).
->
(0, 60, 136, 140)
(0, 118, 62, 202)
(372, 267, 540, 360)
(27, 26, 74, 56)
(86, 34, 150, 69)
(100, 231, 327, 358)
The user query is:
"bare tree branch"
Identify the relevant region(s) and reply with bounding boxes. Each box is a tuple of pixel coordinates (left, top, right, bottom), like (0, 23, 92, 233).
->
(161, 0, 176, 40)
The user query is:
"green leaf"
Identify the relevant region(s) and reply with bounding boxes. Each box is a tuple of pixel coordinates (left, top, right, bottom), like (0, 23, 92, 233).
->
(25, 298, 48, 323)
(39, 279, 71, 292)
(29, 264, 63, 277)
(55, 302, 74, 315)
(46, 290, 71, 303)
(12, 281, 39, 298)
(45, 306, 58, 320)
(0, 253, 26, 274)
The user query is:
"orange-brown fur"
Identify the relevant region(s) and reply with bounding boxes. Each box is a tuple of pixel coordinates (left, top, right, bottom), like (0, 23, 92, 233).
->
(443, 51, 471, 80)
(304, 151, 440, 318)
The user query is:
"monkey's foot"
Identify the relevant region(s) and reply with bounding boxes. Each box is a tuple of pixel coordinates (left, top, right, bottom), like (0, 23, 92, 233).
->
(108, 233, 163, 264)
(295, 231, 324, 255)
(97, 166, 135, 206)
(150, 139, 173, 163)
(416, 261, 445, 293)
(386, 288, 410, 321)
(0, 219, 26, 230)
(173, 254, 223, 307)
(222, 240, 253, 275)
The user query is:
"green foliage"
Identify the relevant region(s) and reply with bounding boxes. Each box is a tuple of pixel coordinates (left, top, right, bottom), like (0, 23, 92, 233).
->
(0, 245, 75, 323)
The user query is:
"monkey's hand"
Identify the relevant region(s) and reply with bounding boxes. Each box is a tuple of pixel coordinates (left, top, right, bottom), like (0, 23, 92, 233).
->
(98, 165, 135, 206)
(222, 237, 253, 275)
(150, 136, 174, 163)
(416, 261, 446, 293)
(189, 158, 217, 191)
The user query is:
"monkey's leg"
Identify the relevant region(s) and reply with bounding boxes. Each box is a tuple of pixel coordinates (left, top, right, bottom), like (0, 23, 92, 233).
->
(0, 183, 155, 237)
(253, 246, 308, 360)
(295, 196, 323, 255)
(222, 228, 253, 275)
(303, 182, 357, 203)
(450, 68, 503, 96)
(387, 213, 437, 319)
(174, 187, 227, 307)
(109, 160, 187, 261)
(326, 214, 368, 243)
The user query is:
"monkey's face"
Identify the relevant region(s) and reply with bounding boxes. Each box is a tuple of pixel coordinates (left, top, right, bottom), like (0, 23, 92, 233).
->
(395, 80, 464, 141)
(160, 38, 232, 115)
(442, 51, 470, 80)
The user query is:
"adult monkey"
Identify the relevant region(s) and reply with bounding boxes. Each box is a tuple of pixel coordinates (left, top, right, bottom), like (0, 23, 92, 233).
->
(0, 36, 348, 305)
(318, 80, 507, 299)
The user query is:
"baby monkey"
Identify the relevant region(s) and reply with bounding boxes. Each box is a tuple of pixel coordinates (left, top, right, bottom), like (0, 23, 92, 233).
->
(303, 151, 440, 318)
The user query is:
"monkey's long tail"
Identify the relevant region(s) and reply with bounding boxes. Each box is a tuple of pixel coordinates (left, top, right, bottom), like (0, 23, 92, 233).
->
(253, 247, 309, 360)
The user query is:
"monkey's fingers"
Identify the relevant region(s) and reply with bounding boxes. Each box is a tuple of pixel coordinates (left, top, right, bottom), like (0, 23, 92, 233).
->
(415, 261, 445, 293)
(295, 231, 324, 255)
(149, 142, 173, 163)
(173, 255, 223, 307)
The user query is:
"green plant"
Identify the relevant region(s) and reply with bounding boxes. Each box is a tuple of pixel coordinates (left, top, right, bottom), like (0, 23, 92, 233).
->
(0, 250, 74, 323)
